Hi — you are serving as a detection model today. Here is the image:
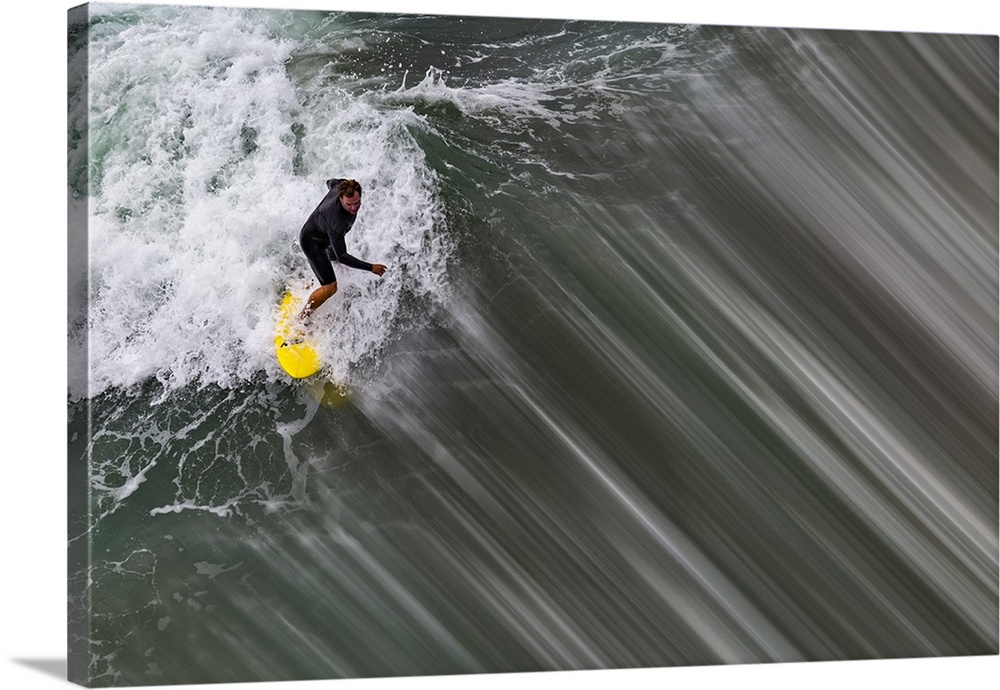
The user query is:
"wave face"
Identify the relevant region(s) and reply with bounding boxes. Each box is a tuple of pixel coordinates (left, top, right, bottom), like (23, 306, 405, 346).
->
(68, 5, 998, 686)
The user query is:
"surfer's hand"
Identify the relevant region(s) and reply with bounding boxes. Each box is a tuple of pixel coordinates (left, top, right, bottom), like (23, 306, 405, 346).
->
(372, 264, 387, 276)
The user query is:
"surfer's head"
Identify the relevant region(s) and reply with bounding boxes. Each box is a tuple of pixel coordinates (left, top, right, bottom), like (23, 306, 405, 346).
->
(338, 179, 362, 214)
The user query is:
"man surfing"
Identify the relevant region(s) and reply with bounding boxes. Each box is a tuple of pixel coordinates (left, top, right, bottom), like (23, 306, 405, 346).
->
(298, 178, 387, 319)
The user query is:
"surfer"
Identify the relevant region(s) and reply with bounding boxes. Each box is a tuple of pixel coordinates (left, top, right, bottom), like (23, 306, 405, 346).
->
(298, 178, 387, 319)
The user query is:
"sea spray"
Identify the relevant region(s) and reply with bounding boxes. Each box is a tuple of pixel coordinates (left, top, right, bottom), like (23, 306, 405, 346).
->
(74, 5, 452, 398)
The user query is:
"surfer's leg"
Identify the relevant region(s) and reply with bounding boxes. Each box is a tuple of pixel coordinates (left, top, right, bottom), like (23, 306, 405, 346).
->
(299, 234, 338, 318)
(304, 281, 338, 317)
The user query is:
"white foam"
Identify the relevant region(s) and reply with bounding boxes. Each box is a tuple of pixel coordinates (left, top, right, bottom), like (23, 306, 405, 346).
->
(385, 66, 573, 132)
(75, 6, 452, 398)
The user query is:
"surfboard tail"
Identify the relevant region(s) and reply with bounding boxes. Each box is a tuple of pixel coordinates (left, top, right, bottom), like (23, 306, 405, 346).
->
(275, 292, 322, 378)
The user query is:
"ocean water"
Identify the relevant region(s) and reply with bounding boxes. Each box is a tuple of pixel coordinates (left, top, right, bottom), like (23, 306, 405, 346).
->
(67, 4, 998, 686)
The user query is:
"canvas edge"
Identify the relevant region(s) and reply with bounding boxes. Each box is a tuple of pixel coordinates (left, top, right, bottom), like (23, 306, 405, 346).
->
(68, 3, 93, 687)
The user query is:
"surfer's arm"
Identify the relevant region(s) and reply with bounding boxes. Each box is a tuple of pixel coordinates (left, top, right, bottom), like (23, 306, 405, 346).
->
(330, 233, 376, 273)
(325, 178, 344, 191)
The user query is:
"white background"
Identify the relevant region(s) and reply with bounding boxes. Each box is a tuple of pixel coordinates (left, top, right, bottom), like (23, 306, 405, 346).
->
(3, 1, 997, 689)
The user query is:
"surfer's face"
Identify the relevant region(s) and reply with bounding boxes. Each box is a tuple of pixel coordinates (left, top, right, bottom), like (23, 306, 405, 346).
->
(340, 192, 362, 214)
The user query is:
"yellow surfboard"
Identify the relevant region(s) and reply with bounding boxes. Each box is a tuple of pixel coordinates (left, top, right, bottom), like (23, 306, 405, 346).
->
(274, 292, 321, 379)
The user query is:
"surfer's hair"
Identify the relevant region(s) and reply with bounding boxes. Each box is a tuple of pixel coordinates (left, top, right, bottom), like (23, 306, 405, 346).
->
(337, 179, 362, 198)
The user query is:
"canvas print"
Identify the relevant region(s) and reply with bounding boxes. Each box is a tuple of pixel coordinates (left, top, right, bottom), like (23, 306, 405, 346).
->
(67, 2, 998, 687)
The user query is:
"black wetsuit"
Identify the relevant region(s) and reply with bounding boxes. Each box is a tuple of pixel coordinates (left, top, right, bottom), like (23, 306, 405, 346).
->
(299, 178, 374, 286)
